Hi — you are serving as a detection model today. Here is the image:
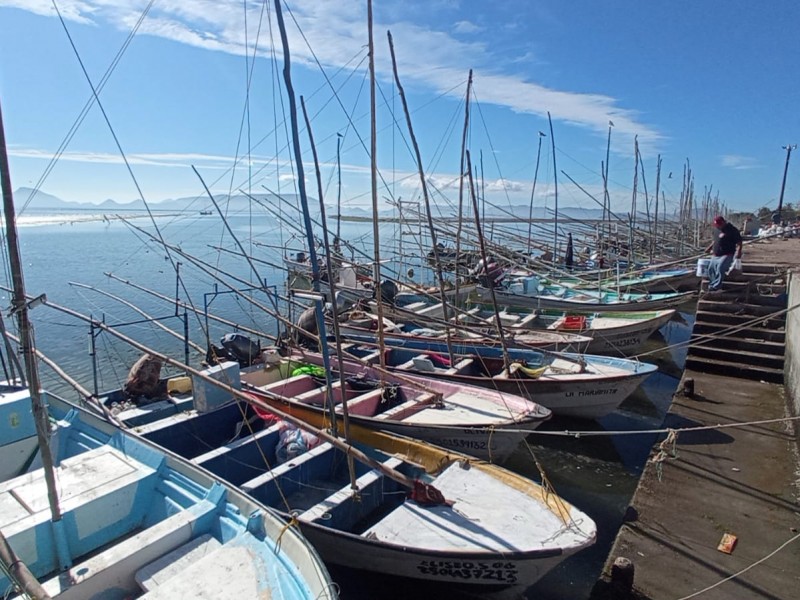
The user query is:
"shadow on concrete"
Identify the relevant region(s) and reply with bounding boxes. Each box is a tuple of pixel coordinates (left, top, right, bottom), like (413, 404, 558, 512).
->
(661, 414, 735, 445)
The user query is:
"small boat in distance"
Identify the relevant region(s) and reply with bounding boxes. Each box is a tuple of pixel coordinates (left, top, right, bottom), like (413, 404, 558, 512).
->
(199, 209, 213, 215)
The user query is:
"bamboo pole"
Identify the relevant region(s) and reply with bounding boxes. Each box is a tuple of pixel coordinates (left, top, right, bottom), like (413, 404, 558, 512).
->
(387, 30, 455, 366)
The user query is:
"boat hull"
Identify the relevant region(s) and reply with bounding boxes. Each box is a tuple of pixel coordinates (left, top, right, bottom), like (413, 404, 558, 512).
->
(482, 286, 694, 312)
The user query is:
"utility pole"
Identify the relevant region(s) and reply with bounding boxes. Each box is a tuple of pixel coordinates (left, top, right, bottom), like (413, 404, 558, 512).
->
(777, 144, 796, 221)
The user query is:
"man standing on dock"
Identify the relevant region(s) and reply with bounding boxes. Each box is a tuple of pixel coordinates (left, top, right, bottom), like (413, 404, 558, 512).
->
(705, 215, 743, 292)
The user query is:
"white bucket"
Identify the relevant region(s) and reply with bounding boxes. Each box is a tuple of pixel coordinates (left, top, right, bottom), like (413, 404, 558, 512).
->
(696, 258, 711, 278)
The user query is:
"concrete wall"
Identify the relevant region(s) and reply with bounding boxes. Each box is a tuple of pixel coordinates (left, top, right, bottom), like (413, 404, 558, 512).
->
(785, 269, 800, 417)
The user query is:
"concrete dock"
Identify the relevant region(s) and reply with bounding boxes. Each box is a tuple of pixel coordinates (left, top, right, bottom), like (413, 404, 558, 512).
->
(592, 237, 800, 599)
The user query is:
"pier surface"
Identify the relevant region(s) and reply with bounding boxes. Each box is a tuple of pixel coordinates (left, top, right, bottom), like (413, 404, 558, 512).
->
(594, 237, 800, 599)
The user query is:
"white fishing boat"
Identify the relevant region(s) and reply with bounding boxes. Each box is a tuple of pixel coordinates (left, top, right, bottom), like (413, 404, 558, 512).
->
(314, 346, 658, 419)
(238, 349, 551, 463)
(479, 278, 694, 312)
(98, 363, 596, 594)
(442, 304, 677, 355)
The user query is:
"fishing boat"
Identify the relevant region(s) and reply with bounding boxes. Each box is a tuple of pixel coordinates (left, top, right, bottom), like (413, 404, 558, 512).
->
(98, 362, 596, 594)
(304, 346, 658, 419)
(0, 388, 336, 599)
(348, 295, 674, 355)
(540, 267, 699, 294)
(241, 349, 551, 462)
(0, 91, 334, 599)
(435, 304, 677, 355)
(335, 307, 594, 353)
(479, 277, 694, 312)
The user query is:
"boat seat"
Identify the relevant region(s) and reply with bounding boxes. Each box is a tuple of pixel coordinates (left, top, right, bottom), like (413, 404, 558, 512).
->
(136, 533, 222, 592)
(299, 456, 404, 531)
(512, 312, 540, 328)
(138, 534, 279, 599)
(444, 357, 474, 375)
(375, 399, 424, 420)
(402, 301, 428, 312)
(40, 499, 219, 599)
(294, 380, 345, 406)
(257, 373, 320, 397)
(335, 388, 385, 417)
(358, 349, 385, 364)
(191, 423, 284, 485)
(241, 443, 333, 505)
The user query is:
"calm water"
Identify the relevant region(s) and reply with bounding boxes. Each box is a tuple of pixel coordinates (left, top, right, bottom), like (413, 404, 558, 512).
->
(9, 212, 693, 599)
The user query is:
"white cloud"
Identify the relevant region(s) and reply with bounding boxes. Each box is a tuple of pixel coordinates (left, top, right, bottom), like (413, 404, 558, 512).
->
(4, 0, 661, 152)
(453, 20, 481, 34)
(721, 155, 760, 170)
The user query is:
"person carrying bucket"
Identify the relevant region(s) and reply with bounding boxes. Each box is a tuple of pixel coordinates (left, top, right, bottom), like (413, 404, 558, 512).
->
(704, 215, 743, 292)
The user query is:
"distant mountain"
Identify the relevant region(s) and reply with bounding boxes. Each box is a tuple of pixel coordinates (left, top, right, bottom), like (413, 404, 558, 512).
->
(11, 188, 623, 222)
(13, 187, 75, 210)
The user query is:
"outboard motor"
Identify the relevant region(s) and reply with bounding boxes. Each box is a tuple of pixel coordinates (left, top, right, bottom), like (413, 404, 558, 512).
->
(220, 333, 262, 367)
(376, 279, 398, 304)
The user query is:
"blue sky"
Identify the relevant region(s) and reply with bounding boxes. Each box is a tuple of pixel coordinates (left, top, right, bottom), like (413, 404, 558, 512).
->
(1, 0, 798, 215)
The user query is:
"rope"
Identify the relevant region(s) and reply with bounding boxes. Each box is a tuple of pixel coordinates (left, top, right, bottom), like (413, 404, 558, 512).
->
(435, 414, 800, 439)
(674, 531, 800, 600)
(651, 428, 678, 481)
(274, 514, 300, 554)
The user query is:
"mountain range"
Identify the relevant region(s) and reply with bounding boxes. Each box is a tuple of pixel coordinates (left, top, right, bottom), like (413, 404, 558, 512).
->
(12, 187, 609, 220)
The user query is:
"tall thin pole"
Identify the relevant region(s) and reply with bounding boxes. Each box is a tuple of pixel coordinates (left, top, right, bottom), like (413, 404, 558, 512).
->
(527, 131, 545, 255)
(336, 133, 343, 241)
(547, 111, 558, 265)
(387, 30, 455, 366)
(272, 0, 338, 427)
(367, 0, 387, 372)
(777, 144, 796, 221)
(0, 97, 68, 566)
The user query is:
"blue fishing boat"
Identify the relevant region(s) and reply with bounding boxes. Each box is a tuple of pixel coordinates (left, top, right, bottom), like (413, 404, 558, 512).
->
(0, 386, 336, 599)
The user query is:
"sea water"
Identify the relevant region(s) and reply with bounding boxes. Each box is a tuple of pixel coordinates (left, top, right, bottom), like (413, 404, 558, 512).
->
(10, 211, 692, 599)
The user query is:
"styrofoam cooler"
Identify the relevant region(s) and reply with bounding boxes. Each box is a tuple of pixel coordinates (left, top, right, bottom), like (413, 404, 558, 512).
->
(696, 258, 711, 278)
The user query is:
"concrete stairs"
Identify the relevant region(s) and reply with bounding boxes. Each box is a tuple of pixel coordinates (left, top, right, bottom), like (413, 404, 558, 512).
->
(688, 264, 787, 383)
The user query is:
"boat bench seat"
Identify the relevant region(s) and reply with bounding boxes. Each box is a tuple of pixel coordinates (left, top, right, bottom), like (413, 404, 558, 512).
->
(257, 374, 321, 397)
(358, 349, 385, 364)
(402, 301, 428, 312)
(377, 392, 437, 420)
(455, 307, 481, 323)
(299, 456, 404, 530)
(375, 399, 423, 420)
(445, 357, 474, 374)
(294, 379, 346, 406)
(136, 533, 222, 592)
(241, 443, 333, 505)
(41, 499, 219, 598)
(512, 312, 539, 328)
(191, 423, 283, 485)
(335, 388, 385, 417)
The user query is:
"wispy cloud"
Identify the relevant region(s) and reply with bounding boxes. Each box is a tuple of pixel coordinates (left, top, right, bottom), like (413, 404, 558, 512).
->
(5, 0, 662, 152)
(453, 20, 481, 34)
(721, 155, 760, 170)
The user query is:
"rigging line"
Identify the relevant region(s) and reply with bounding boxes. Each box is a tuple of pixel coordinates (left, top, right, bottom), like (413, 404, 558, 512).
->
(282, 0, 466, 206)
(674, 532, 800, 600)
(22, 0, 156, 216)
(470, 90, 515, 209)
(51, 2, 204, 336)
(218, 0, 270, 274)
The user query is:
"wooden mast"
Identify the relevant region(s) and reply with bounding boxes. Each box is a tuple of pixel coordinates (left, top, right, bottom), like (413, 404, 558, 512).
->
(0, 95, 63, 593)
(367, 0, 387, 373)
(387, 31, 455, 366)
